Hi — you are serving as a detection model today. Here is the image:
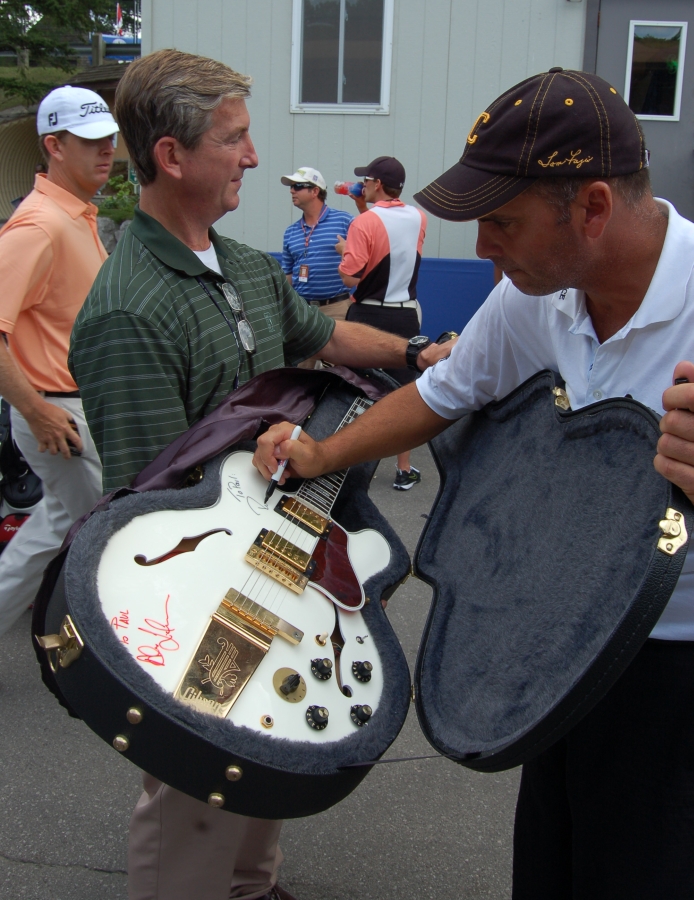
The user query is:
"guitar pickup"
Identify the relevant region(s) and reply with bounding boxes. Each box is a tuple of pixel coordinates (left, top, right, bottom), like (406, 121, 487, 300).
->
(251, 529, 316, 574)
(275, 496, 332, 537)
(245, 529, 315, 594)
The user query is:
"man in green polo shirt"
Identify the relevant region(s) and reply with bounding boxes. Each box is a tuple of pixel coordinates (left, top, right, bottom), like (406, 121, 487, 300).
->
(69, 50, 448, 900)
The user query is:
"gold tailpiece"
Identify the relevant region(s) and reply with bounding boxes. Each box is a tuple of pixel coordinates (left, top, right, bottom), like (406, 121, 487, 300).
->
(174, 589, 302, 718)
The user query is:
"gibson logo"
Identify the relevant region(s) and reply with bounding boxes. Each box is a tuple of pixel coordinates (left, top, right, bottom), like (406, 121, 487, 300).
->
(537, 149, 594, 169)
(198, 636, 240, 695)
(182, 687, 221, 709)
(79, 101, 110, 118)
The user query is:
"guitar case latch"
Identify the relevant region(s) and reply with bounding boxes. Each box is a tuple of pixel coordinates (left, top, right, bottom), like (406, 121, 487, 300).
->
(36, 615, 84, 673)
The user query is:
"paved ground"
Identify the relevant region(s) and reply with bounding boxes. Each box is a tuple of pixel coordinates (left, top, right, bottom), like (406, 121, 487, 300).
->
(0, 446, 519, 900)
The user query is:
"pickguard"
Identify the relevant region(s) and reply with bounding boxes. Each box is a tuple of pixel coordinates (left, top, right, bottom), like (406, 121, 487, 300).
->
(97, 450, 392, 743)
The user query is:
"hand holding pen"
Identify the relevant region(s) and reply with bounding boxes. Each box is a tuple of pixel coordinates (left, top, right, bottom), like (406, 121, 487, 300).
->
(264, 425, 302, 504)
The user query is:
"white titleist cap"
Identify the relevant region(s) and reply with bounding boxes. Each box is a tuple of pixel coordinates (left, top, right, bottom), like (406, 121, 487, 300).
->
(280, 167, 327, 191)
(37, 86, 119, 139)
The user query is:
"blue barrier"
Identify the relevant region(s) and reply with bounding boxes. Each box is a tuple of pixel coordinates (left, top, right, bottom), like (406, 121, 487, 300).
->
(416, 258, 494, 338)
(267, 253, 495, 339)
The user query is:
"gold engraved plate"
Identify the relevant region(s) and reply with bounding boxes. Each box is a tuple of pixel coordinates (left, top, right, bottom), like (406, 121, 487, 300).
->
(278, 497, 329, 535)
(257, 529, 312, 572)
(174, 590, 302, 717)
(658, 508, 688, 556)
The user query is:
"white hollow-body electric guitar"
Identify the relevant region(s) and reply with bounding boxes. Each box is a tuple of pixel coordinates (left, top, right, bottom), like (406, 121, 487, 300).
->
(98, 396, 392, 744)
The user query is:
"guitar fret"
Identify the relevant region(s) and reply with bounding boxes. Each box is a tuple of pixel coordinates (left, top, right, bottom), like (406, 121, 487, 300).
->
(296, 397, 373, 518)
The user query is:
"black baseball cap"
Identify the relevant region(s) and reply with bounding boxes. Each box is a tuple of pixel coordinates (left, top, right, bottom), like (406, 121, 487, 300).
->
(354, 156, 406, 189)
(414, 69, 649, 222)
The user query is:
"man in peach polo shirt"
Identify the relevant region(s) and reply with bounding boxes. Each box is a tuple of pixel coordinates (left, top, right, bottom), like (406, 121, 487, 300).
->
(0, 86, 118, 637)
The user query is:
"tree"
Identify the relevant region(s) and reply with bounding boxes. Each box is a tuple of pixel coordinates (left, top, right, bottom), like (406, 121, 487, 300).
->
(0, 1, 136, 104)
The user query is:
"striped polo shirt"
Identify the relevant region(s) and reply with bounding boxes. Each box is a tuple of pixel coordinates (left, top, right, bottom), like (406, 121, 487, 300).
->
(281, 205, 354, 301)
(339, 200, 427, 303)
(69, 207, 334, 490)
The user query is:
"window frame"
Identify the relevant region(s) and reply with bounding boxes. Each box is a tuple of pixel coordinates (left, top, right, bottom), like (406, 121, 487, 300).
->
(624, 19, 688, 122)
(290, 0, 394, 115)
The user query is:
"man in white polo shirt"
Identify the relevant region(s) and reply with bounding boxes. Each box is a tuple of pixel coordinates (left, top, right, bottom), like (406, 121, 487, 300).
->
(0, 86, 117, 636)
(255, 69, 694, 898)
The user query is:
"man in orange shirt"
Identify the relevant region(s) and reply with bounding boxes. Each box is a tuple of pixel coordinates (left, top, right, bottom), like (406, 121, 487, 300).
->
(0, 85, 118, 636)
(336, 156, 428, 489)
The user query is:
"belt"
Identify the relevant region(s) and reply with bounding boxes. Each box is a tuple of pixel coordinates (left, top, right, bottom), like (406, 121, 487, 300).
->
(43, 390, 80, 398)
(359, 299, 418, 309)
(308, 293, 350, 307)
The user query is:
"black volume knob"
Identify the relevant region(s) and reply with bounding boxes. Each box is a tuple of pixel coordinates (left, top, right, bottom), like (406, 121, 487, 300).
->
(350, 704, 372, 726)
(352, 660, 373, 683)
(311, 658, 333, 680)
(306, 705, 329, 730)
(280, 673, 302, 695)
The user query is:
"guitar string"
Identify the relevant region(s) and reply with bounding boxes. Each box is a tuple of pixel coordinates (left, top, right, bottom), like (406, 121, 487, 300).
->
(235, 398, 370, 617)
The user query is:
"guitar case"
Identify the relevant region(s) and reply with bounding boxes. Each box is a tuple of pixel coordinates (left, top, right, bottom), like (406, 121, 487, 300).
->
(414, 369, 694, 772)
(33, 367, 412, 819)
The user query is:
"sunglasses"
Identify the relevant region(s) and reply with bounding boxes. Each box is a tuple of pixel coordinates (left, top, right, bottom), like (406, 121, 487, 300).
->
(220, 283, 256, 354)
(289, 183, 314, 191)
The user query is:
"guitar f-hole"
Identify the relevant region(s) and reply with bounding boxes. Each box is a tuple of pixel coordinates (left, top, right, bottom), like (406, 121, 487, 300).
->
(135, 529, 232, 566)
(329, 607, 353, 698)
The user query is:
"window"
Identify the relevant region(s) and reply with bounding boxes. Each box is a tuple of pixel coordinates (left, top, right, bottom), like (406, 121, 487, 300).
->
(291, 0, 394, 114)
(624, 20, 688, 121)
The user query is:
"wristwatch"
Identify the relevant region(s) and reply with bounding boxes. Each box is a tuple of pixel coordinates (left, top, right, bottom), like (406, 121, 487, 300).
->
(406, 335, 432, 371)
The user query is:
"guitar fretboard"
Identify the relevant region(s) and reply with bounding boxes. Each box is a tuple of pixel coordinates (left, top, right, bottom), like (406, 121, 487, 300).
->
(295, 396, 372, 516)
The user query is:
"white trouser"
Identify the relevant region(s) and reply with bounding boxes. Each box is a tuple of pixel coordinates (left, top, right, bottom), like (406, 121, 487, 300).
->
(0, 397, 102, 637)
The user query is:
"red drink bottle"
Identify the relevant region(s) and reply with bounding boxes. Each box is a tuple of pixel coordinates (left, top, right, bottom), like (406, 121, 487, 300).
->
(334, 181, 365, 198)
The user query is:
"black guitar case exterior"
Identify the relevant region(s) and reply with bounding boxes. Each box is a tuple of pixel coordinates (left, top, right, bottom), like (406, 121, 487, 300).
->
(33, 368, 412, 819)
(414, 370, 693, 772)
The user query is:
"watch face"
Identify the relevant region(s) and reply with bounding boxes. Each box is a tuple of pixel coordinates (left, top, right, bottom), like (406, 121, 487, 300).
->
(410, 335, 429, 347)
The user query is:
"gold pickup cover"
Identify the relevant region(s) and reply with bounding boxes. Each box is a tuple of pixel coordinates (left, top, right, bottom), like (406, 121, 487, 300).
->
(258, 528, 312, 572)
(277, 496, 329, 535)
(246, 529, 315, 594)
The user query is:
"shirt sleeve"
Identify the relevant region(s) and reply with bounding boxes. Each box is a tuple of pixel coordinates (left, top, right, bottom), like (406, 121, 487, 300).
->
(281, 227, 294, 275)
(270, 259, 336, 364)
(339, 214, 371, 278)
(69, 310, 190, 490)
(416, 280, 558, 419)
(0, 223, 53, 333)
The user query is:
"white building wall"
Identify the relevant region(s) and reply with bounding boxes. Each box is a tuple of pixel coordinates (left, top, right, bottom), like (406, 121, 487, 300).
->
(142, 0, 587, 259)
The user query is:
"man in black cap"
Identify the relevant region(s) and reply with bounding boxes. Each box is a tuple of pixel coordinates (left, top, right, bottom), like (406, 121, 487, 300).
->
(255, 69, 694, 898)
(336, 155, 428, 490)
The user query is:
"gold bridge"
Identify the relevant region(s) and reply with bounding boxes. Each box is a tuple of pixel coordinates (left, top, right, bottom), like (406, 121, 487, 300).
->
(174, 589, 303, 718)
(245, 529, 315, 594)
(276, 495, 331, 536)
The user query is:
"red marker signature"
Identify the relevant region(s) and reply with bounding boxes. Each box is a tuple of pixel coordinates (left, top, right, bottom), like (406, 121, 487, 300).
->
(136, 594, 180, 667)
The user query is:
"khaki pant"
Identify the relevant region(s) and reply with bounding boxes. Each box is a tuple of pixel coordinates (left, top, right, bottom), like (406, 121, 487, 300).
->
(128, 774, 283, 900)
(298, 297, 352, 369)
(0, 397, 102, 638)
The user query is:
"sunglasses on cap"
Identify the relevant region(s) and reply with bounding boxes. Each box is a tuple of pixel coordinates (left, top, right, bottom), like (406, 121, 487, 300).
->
(289, 182, 315, 191)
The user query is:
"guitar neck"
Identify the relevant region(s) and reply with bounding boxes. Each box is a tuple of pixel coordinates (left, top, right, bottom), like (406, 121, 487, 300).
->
(295, 396, 372, 517)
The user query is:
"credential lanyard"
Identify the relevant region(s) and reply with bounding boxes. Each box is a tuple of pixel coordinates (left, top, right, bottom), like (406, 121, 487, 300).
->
(196, 276, 242, 392)
(300, 204, 329, 257)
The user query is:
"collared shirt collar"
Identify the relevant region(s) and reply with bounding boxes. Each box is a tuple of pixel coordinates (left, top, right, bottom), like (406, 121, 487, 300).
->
(551, 199, 694, 338)
(374, 199, 405, 208)
(34, 173, 97, 220)
(130, 205, 230, 277)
